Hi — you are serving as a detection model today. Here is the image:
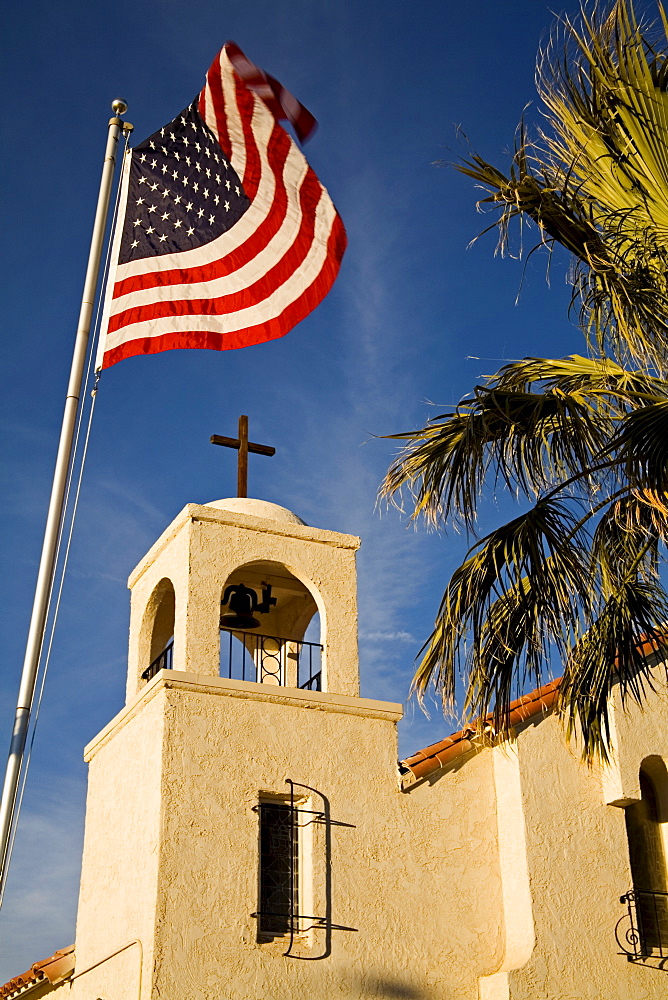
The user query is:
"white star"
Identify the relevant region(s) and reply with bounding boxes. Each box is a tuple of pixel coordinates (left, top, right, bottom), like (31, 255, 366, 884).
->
(161, 146, 167, 155)
(186, 201, 193, 211)
(225, 180, 231, 190)
(161, 188, 170, 198)
(214, 194, 220, 205)
(160, 128, 165, 137)
(235, 186, 240, 195)
(204, 147, 211, 158)
(131, 239, 139, 248)
(138, 176, 147, 185)
(174, 151, 180, 161)
(185, 156, 191, 166)
(208, 214, 215, 224)
(224, 201, 230, 211)
(174, 194, 182, 204)
(195, 162, 201, 172)
(206, 167, 211, 178)
(161, 165, 168, 174)
(192, 181, 199, 192)
(139, 153, 146, 163)
(149, 141, 155, 149)
(203, 188, 209, 199)
(133, 218, 142, 226)
(150, 159, 157, 168)
(182, 136, 189, 147)
(189, 120, 197, 130)
(158, 234, 168, 242)
(195, 142, 201, 152)
(169, 132, 176, 141)
(181, 116, 187, 126)
(172, 170, 179, 179)
(182, 175, 189, 186)
(148, 204, 157, 214)
(174, 219, 182, 228)
(136, 197, 145, 205)
(161, 212, 169, 220)
(146, 225, 155, 234)
(149, 182, 159, 191)
(215, 174, 221, 184)
(214, 154, 220, 163)
(197, 208, 204, 218)
(221, 158, 227, 167)
(187, 226, 195, 235)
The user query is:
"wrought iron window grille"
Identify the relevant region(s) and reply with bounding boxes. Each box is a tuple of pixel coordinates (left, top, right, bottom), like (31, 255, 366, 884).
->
(616, 888, 668, 969)
(251, 779, 356, 957)
(141, 639, 174, 681)
(220, 628, 322, 690)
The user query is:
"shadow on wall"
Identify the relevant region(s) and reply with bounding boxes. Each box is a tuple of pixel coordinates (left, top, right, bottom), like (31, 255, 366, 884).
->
(340, 974, 438, 998)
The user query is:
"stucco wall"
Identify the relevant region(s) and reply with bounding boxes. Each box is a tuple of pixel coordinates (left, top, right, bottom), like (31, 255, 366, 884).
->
(152, 676, 506, 1000)
(71, 689, 165, 1000)
(508, 679, 668, 1000)
(75, 671, 508, 1000)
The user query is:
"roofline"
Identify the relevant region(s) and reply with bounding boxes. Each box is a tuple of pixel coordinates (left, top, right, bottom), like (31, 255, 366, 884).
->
(398, 678, 562, 787)
(0, 946, 74, 998)
(398, 631, 668, 789)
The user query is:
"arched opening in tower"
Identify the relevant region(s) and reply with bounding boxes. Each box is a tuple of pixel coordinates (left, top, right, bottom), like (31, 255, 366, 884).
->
(219, 560, 323, 690)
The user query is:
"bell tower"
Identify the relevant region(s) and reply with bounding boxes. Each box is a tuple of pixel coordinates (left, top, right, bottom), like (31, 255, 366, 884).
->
(70, 496, 406, 999)
(125, 497, 361, 700)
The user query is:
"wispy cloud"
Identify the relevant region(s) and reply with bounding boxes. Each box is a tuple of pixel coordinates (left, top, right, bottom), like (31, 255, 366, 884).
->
(360, 630, 416, 643)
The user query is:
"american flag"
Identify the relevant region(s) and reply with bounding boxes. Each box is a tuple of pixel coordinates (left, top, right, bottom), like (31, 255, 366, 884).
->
(97, 43, 346, 370)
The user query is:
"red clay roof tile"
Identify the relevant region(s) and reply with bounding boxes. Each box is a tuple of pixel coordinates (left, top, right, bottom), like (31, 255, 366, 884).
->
(0, 945, 74, 997)
(399, 678, 562, 785)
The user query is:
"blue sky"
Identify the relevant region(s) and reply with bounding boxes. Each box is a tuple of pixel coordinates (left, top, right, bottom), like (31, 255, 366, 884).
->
(0, 0, 587, 978)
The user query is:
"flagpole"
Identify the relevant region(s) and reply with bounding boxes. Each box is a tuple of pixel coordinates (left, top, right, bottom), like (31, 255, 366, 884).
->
(0, 100, 132, 899)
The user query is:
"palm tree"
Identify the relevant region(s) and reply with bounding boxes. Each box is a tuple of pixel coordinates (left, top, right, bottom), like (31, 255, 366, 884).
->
(382, 1, 668, 759)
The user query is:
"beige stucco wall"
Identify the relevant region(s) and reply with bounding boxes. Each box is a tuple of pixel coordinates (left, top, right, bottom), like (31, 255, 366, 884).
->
(71, 689, 165, 1000)
(74, 670, 509, 1000)
(506, 674, 668, 1000)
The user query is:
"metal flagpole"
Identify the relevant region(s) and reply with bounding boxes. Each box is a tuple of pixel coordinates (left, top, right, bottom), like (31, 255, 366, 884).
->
(0, 99, 132, 899)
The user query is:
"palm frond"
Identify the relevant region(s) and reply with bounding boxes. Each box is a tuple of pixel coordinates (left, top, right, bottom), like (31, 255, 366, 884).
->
(613, 398, 668, 491)
(458, 1, 668, 371)
(590, 492, 662, 597)
(381, 356, 621, 529)
(412, 498, 593, 715)
(491, 354, 668, 405)
(561, 576, 668, 759)
(386, 2, 668, 763)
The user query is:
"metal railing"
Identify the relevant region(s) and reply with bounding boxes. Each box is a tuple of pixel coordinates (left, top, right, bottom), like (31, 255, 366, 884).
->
(220, 628, 322, 690)
(141, 640, 174, 681)
(617, 889, 668, 965)
(140, 631, 323, 690)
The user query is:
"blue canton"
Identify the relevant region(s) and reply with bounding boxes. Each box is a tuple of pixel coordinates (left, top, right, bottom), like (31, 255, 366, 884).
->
(119, 102, 250, 265)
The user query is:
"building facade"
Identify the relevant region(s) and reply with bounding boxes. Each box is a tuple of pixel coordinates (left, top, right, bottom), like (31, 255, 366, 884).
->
(4, 497, 668, 999)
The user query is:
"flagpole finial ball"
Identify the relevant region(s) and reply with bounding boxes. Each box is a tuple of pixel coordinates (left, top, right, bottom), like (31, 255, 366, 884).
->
(111, 99, 129, 115)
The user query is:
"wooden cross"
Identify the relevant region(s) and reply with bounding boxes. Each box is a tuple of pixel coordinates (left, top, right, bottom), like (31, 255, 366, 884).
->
(210, 415, 275, 498)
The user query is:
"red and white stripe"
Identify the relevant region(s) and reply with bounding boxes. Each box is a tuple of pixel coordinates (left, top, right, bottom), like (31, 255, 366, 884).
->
(97, 44, 346, 370)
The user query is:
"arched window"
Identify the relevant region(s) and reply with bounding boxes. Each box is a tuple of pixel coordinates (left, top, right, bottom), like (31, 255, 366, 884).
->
(625, 759, 668, 954)
(141, 579, 175, 682)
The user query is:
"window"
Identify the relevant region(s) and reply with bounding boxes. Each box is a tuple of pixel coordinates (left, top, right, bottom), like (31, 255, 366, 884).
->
(257, 801, 298, 937)
(625, 761, 668, 954)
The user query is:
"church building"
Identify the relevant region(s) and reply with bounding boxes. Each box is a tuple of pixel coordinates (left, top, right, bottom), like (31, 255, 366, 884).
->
(3, 495, 668, 999)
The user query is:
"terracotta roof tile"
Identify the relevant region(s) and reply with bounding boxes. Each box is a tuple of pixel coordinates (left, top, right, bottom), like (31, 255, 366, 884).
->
(399, 678, 562, 786)
(0, 946, 74, 997)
